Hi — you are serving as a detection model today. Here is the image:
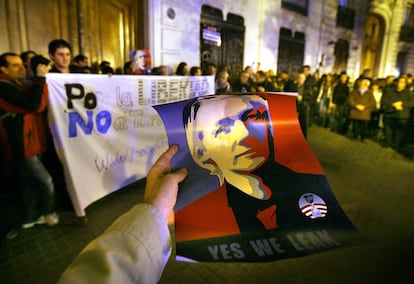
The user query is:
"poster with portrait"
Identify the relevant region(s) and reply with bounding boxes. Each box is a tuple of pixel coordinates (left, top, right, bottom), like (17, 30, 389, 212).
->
(129, 48, 152, 75)
(153, 93, 367, 263)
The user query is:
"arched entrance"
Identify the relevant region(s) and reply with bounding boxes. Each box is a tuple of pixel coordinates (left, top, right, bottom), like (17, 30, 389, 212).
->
(359, 13, 385, 77)
(200, 5, 245, 82)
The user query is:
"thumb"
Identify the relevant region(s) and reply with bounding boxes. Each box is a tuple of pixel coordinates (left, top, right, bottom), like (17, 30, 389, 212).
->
(171, 168, 188, 183)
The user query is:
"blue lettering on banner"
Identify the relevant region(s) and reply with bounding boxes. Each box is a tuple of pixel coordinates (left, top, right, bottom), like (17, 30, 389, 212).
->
(68, 110, 112, 137)
(95, 111, 112, 133)
(68, 111, 93, 137)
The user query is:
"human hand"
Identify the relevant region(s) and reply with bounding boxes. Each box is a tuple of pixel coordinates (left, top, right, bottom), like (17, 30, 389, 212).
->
(356, 104, 365, 111)
(392, 101, 403, 111)
(144, 145, 188, 224)
(257, 86, 266, 92)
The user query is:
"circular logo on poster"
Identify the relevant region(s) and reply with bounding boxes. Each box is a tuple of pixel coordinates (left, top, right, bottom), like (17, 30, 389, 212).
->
(298, 193, 327, 219)
(167, 7, 176, 20)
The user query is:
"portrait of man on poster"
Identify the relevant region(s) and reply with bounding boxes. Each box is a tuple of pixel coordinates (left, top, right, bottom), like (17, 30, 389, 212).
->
(172, 93, 339, 242)
(130, 48, 152, 75)
(183, 95, 278, 232)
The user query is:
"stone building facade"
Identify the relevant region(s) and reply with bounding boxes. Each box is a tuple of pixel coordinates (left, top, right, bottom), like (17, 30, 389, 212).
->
(148, 0, 414, 80)
(1, 0, 413, 81)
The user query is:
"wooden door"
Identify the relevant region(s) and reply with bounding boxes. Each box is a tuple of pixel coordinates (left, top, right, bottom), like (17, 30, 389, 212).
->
(81, 0, 141, 70)
(360, 13, 384, 77)
(0, 0, 143, 71)
(277, 28, 305, 78)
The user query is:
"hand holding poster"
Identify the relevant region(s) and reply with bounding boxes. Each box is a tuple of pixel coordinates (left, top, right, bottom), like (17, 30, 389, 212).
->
(154, 93, 367, 263)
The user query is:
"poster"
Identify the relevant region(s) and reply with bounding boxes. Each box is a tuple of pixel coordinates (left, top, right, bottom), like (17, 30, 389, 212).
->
(130, 48, 152, 75)
(154, 93, 367, 263)
(46, 73, 214, 216)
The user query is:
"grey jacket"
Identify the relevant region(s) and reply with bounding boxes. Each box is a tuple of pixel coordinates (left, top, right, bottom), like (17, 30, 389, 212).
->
(58, 203, 171, 284)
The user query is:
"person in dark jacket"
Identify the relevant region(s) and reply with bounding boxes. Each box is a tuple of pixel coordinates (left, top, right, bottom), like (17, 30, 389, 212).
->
(332, 73, 351, 134)
(254, 70, 275, 92)
(381, 76, 414, 148)
(0, 52, 59, 229)
(232, 71, 254, 93)
(279, 70, 296, 92)
(48, 39, 84, 73)
(295, 72, 314, 138)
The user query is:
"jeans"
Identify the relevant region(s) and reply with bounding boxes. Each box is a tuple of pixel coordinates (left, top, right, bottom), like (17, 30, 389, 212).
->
(18, 155, 55, 223)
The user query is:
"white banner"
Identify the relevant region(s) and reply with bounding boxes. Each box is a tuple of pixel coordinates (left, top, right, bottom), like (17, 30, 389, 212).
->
(46, 73, 214, 216)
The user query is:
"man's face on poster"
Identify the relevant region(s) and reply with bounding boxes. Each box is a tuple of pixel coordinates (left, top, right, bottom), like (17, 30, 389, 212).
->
(185, 95, 272, 200)
(134, 49, 148, 69)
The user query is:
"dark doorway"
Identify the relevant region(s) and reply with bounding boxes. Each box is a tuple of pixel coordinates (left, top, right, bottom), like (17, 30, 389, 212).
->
(333, 39, 349, 74)
(200, 5, 245, 81)
(277, 27, 305, 78)
(396, 51, 408, 75)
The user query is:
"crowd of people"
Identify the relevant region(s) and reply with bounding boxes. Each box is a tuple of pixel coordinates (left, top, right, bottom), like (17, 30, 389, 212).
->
(290, 67, 414, 150)
(1, 37, 414, 282)
(0, 39, 414, 231)
(2, 39, 414, 236)
(130, 58, 414, 153)
(208, 64, 414, 149)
